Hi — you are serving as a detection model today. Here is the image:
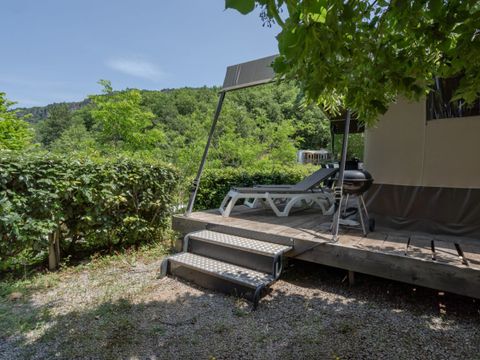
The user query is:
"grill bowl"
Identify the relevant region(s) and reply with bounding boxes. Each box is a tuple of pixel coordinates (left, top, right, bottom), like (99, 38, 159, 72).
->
(342, 170, 373, 195)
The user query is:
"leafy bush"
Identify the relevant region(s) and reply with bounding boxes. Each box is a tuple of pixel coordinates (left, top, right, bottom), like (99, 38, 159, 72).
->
(0, 152, 179, 270)
(0, 93, 34, 151)
(194, 165, 315, 210)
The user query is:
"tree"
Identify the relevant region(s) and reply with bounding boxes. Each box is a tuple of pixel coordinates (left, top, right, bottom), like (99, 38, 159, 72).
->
(50, 121, 97, 155)
(90, 83, 165, 152)
(294, 106, 330, 149)
(226, 0, 480, 124)
(0, 92, 33, 150)
(36, 103, 72, 147)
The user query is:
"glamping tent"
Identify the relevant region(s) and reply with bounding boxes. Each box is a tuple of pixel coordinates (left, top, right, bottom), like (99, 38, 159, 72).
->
(186, 54, 480, 240)
(365, 97, 480, 239)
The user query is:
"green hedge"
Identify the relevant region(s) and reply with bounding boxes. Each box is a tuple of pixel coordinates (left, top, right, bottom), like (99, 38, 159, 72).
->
(0, 152, 179, 270)
(194, 165, 315, 210)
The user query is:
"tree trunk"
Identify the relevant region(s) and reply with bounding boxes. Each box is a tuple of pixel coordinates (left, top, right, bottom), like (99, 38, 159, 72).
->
(48, 229, 60, 270)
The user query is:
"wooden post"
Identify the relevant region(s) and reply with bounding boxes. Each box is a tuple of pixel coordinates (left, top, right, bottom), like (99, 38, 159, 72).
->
(48, 229, 60, 271)
(348, 270, 355, 286)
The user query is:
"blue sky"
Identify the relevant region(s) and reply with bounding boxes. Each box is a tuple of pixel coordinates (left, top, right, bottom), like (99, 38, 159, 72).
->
(0, 0, 280, 108)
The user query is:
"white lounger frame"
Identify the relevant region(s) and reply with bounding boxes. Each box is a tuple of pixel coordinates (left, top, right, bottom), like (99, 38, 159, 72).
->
(219, 189, 334, 217)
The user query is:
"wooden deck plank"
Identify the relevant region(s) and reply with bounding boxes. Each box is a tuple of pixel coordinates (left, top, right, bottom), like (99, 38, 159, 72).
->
(275, 211, 361, 244)
(407, 234, 435, 261)
(434, 235, 480, 269)
(432, 240, 463, 265)
(188, 207, 289, 235)
(384, 233, 411, 256)
(355, 231, 404, 255)
(277, 216, 333, 242)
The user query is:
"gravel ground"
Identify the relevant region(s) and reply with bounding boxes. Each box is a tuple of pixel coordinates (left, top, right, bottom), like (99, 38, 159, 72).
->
(1, 250, 479, 360)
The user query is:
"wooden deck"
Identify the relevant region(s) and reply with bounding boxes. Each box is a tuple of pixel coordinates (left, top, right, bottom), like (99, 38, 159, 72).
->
(173, 206, 480, 299)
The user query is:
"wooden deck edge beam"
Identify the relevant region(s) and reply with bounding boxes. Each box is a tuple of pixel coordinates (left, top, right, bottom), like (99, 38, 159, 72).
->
(294, 242, 480, 299)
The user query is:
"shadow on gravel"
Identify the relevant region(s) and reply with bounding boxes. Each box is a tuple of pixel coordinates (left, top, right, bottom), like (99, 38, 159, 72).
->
(4, 261, 480, 360)
(283, 259, 480, 318)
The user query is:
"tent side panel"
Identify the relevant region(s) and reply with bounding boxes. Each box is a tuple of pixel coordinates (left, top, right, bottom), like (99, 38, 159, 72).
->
(364, 98, 480, 238)
(364, 98, 426, 186)
(366, 184, 480, 238)
(423, 115, 480, 188)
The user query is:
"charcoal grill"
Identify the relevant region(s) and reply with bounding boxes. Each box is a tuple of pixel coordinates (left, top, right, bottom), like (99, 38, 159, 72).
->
(337, 170, 375, 234)
(343, 170, 373, 195)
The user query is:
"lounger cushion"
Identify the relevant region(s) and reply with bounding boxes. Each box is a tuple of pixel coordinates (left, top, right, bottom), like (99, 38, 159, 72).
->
(232, 167, 338, 193)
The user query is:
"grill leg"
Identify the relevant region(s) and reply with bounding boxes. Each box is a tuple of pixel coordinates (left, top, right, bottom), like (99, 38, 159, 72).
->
(360, 195, 369, 218)
(343, 194, 350, 216)
(357, 196, 367, 236)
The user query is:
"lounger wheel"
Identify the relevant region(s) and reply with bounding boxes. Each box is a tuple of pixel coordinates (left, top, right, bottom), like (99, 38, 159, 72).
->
(369, 218, 375, 232)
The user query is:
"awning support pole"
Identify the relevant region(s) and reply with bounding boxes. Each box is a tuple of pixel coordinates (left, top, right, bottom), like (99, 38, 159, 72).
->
(330, 124, 335, 157)
(185, 91, 226, 217)
(331, 110, 351, 241)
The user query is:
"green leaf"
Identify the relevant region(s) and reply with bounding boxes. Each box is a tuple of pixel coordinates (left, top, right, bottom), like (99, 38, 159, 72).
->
(225, 0, 255, 15)
(309, 7, 328, 24)
(428, 0, 442, 16)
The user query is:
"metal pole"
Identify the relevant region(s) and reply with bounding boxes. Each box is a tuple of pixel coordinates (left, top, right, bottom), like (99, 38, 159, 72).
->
(330, 123, 335, 158)
(332, 110, 351, 241)
(185, 91, 226, 216)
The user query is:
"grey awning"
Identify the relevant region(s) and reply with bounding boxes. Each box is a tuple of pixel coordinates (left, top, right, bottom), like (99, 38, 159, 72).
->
(222, 54, 278, 92)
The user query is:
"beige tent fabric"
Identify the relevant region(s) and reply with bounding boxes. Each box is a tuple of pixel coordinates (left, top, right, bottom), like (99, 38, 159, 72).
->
(364, 98, 480, 189)
(364, 98, 425, 187)
(423, 116, 480, 188)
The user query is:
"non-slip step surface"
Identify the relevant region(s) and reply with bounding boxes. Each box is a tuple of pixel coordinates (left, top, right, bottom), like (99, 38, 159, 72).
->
(189, 230, 292, 256)
(169, 252, 274, 288)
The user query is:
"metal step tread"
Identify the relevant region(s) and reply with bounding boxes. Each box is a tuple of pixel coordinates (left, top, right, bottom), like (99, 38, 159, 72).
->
(169, 252, 274, 288)
(189, 230, 292, 256)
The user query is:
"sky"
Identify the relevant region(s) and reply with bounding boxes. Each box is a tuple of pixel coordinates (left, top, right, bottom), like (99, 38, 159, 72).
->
(0, 0, 280, 108)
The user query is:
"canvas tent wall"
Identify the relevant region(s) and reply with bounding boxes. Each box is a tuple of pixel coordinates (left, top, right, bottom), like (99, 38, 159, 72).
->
(364, 98, 480, 238)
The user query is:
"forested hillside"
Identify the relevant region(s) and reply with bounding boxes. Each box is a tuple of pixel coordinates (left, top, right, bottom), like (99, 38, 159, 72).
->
(2, 81, 367, 182)
(7, 81, 363, 175)
(15, 98, 90, 124)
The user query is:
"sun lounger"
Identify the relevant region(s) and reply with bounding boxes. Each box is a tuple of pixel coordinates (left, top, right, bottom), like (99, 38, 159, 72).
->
(219, 167, 338, 217)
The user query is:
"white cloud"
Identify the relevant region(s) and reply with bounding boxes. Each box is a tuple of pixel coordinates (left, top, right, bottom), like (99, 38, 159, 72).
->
(106, 57, 164, 81)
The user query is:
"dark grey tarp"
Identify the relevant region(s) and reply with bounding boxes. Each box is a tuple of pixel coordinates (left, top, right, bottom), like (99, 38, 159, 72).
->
(366, 184, 480, 239)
